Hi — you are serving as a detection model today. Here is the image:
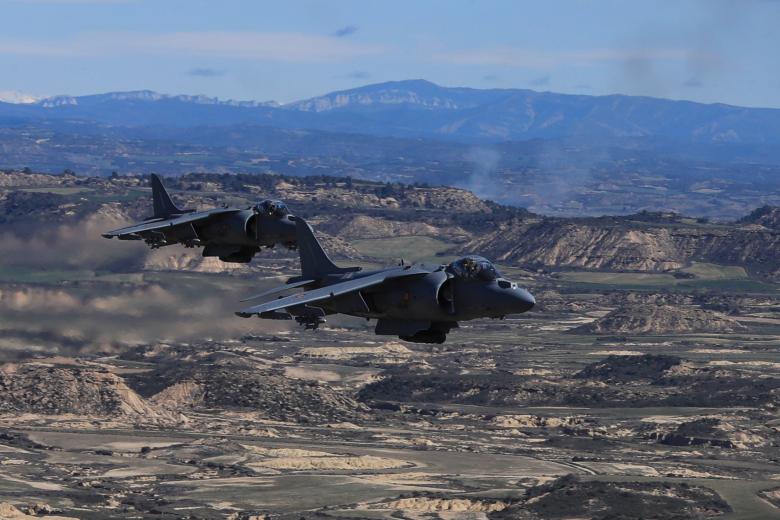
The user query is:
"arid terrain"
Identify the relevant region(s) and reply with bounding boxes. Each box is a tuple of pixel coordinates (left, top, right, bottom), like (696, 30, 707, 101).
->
(0, 170, 778, 519)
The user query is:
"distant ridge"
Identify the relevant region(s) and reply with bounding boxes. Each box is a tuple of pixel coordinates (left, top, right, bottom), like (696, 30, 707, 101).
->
(281, 80, 780, 144)
(285, 79, 506, 111)
(1, 80, 780, 144)
(36, 90, 279, 109)
(0, 90, 39, 104)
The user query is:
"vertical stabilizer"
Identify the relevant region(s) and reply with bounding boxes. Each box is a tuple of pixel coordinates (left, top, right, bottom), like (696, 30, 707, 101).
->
(296, 217, 360, 279)
(151, 174, 188, 218)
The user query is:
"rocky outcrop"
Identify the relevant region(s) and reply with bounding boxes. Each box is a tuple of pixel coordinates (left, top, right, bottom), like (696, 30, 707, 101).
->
(653, 418, 768, 449)
(491, 475, 731, 519)
(461, 214, 780, 278)
(143, 250, 255, 273)
(0, 363, 173, 422)
(0, 502, 78, 520)
(378, 497, 506, 513)
(759, 488, 780, 509)
(0, 171, 79, 188)
(740, 205, 780, 229)
(145, 365, 369, 423)
(575, 354, 682, 382)
(571, 305, 747, 334)
(359, 356, 780, 408)
(322, 215, 463, 240)
(468, 219, 687, 271)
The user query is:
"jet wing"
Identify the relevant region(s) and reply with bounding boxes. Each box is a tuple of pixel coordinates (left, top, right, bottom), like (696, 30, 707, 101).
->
(240, 278, 317, 302)
(236, 265, 432, 317)
(102, 208, 239, 238)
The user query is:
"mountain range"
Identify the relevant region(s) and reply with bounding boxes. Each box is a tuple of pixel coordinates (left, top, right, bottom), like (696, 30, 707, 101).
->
(3, 80, 780, 146)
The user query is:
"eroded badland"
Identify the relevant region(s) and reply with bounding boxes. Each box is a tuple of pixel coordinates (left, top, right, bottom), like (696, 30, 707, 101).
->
(0, 171, 778, 519)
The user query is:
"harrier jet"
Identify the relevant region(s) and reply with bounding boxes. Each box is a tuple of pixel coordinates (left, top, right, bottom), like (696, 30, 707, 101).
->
(236, 217, 535, 343)
(103, 174, 296, 263)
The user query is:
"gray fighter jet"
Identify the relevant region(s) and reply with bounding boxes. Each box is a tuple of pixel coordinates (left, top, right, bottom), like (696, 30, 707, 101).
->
(102, 174, 297, 262)
(236, 217, 535, 343)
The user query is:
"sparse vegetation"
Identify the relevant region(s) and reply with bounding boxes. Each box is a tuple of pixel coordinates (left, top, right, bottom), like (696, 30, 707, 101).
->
(0, 170, 777, 518)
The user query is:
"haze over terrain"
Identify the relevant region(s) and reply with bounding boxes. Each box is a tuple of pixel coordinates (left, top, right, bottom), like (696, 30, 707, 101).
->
(2, 80, 780, 218)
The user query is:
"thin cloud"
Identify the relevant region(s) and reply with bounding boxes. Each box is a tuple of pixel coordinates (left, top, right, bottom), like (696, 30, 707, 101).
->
(683, 77, 703, 88)
(482, 74, 501, 82)
(0, 31, 385, 63)
(332, 25, 358, 38)
(188, 67, 225, 77)
(347, 70, 371, 80)
(530, 75, 550, 86)
(434, 47, 706, 68)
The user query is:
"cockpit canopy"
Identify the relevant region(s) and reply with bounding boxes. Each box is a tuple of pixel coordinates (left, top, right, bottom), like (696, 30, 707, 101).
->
(446, 255, 501, 281)
(255, 200, 289, 217)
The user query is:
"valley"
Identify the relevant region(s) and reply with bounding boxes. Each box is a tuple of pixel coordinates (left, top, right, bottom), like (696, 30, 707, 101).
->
(0, 170, 777, 518)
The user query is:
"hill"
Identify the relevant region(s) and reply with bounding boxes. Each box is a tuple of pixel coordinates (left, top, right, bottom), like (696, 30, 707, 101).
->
(460, 211, 780, 279)
(3, 170, 780, 280)
(287, 80, 780, 145)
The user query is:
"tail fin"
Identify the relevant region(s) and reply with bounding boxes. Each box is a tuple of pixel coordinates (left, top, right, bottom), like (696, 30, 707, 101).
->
(296, 217, 360, 279)
(151, 174, 188, 218)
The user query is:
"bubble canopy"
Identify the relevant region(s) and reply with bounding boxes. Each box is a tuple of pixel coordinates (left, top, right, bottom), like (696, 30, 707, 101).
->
(255, 200, 289, 217)
(446, 255, 501, 281)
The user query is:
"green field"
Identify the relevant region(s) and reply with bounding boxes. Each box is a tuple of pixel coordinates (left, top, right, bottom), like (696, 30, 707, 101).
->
(19, 187, 95, 195)
(557, 271, 679, 287)
(557, 263, 777, 293)
(681, 262, 748, 280)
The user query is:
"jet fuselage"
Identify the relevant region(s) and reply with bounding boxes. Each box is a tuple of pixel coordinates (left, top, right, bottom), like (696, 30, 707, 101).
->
(317, 266, 534, 322)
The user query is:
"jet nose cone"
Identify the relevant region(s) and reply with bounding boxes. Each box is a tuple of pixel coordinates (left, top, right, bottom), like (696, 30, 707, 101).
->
(515, 288, 535, 313)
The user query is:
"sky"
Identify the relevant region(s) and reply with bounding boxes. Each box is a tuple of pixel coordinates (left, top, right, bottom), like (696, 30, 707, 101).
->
(1, 0, 779, 107)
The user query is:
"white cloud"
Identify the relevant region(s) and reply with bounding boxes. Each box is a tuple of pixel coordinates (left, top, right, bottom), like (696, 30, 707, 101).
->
(0, 31, 386, 62)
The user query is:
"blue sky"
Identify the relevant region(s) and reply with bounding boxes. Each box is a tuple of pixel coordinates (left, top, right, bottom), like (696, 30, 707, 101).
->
(1, 0, 779, 107)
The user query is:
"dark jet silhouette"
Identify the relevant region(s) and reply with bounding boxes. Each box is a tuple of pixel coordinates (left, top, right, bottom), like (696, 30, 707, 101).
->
(103, 174, 296, 262)
(236, 217, 535, 343)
